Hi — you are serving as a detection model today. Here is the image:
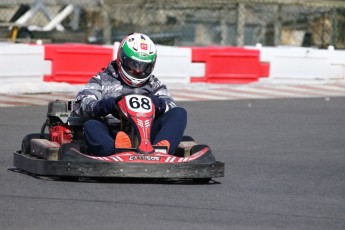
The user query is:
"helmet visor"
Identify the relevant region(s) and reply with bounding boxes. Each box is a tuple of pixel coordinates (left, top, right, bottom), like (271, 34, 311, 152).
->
(120, 49, 154, 80)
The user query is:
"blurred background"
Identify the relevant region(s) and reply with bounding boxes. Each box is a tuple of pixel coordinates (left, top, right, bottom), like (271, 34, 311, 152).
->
(0, 0, 344, 48)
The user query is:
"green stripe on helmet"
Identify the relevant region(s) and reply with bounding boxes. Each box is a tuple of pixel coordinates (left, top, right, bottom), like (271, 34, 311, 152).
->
(122, 42, 156, 63)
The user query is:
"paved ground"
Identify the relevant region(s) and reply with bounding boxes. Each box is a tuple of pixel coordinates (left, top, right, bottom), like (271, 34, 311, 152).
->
(1, 82, 345, 107)
(0, 96, 344, 230)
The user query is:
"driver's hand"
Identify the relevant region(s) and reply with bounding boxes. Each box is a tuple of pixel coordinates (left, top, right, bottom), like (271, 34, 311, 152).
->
(151, 95, 167, 116)
(92, 97, 119, 117)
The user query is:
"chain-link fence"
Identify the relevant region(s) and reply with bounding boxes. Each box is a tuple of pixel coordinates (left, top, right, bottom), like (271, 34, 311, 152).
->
(1, 0, 344, 48)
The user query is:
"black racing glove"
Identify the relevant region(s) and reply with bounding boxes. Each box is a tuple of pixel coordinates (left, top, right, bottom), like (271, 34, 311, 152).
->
(92, 97, 118, 117)
(151, 95, 167, 116)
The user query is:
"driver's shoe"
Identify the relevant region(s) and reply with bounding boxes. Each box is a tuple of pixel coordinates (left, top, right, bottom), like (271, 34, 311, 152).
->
(156, 140, 170, 153)
(115, 131, 132, 148)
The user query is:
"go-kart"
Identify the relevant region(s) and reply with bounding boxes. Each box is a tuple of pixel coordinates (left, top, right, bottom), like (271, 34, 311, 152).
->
(13, 94, 224, 183)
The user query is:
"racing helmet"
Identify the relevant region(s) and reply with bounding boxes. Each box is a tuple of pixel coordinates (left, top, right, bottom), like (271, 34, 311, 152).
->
(117, 33, 157, 87)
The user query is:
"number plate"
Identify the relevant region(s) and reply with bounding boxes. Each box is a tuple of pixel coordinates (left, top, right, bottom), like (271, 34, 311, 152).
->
(125, 95, 153, 113)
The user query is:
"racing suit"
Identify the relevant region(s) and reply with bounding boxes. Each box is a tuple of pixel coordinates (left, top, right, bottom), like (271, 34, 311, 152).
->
(73, 61, 187, 156)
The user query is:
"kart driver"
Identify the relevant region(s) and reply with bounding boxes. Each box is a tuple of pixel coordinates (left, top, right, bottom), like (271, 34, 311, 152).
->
(73, 33, 187, 156)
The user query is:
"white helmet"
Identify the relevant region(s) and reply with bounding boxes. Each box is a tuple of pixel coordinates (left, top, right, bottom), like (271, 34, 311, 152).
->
(117, 33, 157, 87)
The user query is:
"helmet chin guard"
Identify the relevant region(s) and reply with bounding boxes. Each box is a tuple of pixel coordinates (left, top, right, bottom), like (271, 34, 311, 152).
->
(119, 65, 149, 87)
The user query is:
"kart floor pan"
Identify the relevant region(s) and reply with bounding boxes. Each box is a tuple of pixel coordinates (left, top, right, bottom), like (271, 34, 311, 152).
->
(13, 151, 225, 179)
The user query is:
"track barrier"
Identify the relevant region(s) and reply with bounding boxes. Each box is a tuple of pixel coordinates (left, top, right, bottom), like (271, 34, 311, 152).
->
(1, 42, 344, 86)
(248, 45, 345, 84)
(190, 47, 270, 84)
(0, 43, 50, 82)
(43, 44, 113, 84)
(154, 45, 205, 84)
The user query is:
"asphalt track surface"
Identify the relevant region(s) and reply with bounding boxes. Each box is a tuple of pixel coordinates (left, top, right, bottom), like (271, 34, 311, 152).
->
(1, 97, 345, 230)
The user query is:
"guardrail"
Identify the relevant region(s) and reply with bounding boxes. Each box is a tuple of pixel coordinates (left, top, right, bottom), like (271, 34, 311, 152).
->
(190, 46, 269, 84)
(0, 43, 50, 82)
(0, 42, 344, 85)
(248, 45, 345, 84)
(43, 43, 113, 84)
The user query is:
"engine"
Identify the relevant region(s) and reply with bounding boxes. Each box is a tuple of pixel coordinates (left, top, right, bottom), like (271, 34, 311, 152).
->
(50, 125, 72, 144)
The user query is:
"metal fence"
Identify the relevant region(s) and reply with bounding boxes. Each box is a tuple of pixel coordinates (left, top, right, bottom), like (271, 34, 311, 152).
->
(1, 0, 344, 48)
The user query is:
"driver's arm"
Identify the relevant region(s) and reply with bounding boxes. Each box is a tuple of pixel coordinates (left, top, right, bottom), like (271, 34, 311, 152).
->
(73, 74, 102, 120)
(153, 83, 177, 115)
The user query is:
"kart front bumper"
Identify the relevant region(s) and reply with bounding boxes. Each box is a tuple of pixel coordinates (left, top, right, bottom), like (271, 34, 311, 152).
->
(13, 151, 224, 180)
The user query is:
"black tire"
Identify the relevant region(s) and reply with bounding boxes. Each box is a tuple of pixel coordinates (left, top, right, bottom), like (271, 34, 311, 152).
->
(58, 176, 79, 182)
(193, 178, 212, 184)
(181, 136, 194, 142)
(21, 133, 49, 155)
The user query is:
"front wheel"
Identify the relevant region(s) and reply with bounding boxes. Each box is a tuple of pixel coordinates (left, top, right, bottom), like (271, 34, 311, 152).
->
(181, 136, 195, 142)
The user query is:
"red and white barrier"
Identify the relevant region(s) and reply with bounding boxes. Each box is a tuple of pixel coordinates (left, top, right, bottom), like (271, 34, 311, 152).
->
(248, 44, 345, 84)
(0, 43, 51, 82)
(44, 43, 113, 84)
(154, 45, 204, 84)
(190, 46, 269, 84)
(1, 42, 344, 86)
